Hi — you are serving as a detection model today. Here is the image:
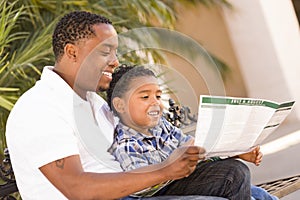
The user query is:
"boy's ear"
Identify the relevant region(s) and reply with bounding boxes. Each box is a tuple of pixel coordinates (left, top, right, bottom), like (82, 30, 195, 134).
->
(112, 97, 125, 113)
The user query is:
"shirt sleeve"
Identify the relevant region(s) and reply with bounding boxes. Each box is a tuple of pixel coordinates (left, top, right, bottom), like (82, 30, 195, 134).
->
(113, 139, 151, 171)
(6, 103, 79, 169)
(161, 117, 193, 146)
(112, 138, 172, 197)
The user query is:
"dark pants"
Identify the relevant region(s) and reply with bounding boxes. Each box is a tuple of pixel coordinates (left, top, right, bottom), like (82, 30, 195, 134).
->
(155, 159, 251, 200)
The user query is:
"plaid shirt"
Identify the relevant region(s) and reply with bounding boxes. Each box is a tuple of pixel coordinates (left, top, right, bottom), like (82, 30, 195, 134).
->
(108, 117, 192, 197)
(109, 117, 193, 171)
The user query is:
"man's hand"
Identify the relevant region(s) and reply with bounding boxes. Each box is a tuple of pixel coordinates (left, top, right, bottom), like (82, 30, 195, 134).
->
(238, 146, 263, 166)
(162, 146, 206, 180)
(182, 138, 195, 146)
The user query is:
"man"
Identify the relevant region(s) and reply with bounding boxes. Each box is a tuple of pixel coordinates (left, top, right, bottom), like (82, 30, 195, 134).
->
(6, 11, 250, 199)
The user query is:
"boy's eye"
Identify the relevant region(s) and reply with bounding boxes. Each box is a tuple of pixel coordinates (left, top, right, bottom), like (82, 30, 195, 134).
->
(156, 95, 161, 99)
(142, 96, 149, 99)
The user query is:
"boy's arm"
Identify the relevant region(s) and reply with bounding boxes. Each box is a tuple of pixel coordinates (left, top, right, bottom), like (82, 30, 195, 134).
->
(114, 140, 153, 171)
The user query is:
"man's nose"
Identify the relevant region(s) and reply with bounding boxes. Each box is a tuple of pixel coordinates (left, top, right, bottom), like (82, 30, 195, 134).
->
(108, 55, 119, 69)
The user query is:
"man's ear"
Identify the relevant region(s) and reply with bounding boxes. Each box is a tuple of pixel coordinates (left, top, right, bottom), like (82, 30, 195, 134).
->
(112, 97, 125, 113)
(64, 43, 78, 61)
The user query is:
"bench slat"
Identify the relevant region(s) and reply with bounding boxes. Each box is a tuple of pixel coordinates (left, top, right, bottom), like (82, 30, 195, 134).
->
(257, 174, 300, 198)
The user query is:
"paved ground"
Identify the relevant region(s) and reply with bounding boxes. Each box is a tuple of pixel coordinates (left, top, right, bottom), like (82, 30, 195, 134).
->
(281, 191, 300, 200)
(246, 122, 300, 199)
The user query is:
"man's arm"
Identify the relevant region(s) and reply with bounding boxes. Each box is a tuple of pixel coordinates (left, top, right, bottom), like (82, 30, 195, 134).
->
(40, 145, 204, 200)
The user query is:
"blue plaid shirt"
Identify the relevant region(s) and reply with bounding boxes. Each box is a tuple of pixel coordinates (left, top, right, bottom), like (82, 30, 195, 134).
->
(109, 117, 193, 171)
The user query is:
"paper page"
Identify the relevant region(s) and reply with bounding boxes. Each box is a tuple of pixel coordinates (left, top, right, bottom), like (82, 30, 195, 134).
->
(254, 101, 295, 145)
(194, 95, 295, 158)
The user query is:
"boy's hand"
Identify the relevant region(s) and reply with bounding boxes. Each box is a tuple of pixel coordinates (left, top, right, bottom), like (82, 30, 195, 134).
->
(163, 146, 206, 180)
(238, 146, 263, 166)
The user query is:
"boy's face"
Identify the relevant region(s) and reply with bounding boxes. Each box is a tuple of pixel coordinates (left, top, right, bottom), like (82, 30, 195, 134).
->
(118, 76, 163, 134)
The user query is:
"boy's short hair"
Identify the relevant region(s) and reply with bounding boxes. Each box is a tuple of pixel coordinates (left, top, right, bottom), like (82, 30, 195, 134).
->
(106, 64, 156, 115)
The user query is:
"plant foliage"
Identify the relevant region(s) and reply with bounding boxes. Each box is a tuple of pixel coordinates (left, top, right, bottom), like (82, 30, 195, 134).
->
(0, 0, 230, 157)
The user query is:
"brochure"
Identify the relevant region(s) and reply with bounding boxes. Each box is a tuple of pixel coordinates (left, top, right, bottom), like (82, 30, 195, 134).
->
(194, 95, 295, 157)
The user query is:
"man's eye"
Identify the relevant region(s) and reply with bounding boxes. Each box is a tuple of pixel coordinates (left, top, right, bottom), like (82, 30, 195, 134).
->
(156, 95, 161, 99)
(100, 52, 110, 56)
(142, 96, 149, 99)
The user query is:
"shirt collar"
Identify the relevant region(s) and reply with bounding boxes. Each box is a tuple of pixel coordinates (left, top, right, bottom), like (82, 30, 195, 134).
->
(40, 66, 86, 105)
(116, 121, 163, 142)
(86, 92, 107, 111)
(40, 66, 105, 109)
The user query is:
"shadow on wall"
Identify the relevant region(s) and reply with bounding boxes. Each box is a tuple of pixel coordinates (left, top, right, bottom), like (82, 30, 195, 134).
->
(292, 0, 300, 25)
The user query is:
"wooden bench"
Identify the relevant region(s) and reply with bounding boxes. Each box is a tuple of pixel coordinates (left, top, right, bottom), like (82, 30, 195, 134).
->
(257, 175, 300, 198)
(1, 98, 299, 199)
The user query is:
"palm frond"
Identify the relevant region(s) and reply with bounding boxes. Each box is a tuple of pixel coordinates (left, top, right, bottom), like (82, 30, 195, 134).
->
(0, 96, 14, 111)
(0, 1, 26, 45)
(11, 23, 54, 68)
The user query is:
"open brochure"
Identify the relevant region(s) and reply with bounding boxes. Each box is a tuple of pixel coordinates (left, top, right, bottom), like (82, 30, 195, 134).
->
(194, 95, 295, 158)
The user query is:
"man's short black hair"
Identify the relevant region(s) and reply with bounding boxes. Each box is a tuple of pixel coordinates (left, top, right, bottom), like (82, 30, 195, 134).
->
(52, 11, 112, 61)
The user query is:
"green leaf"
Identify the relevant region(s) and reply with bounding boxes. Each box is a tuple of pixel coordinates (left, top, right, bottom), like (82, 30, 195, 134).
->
(0, 96, 14, 111)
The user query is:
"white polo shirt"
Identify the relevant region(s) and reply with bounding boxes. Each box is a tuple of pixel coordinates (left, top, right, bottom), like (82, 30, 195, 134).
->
(6, 66, 122, 200)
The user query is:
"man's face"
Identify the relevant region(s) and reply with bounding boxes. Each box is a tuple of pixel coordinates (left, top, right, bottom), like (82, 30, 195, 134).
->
(75, 23, 119, 93)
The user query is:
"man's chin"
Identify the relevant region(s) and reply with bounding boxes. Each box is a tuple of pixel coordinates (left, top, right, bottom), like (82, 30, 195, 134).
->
(98, 86, 108, 92)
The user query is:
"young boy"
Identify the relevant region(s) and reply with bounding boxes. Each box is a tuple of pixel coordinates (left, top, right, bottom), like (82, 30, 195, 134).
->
(107, 64, 278, 200)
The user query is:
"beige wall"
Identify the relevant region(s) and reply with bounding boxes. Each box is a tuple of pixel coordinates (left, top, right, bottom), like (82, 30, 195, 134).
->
(162, 2, 300, 124)
(166, 3, 247, 102)
(222, 0, 300, 122)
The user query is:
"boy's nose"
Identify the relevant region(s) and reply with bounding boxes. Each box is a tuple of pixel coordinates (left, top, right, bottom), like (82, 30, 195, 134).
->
(151, 97, 161, 105)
